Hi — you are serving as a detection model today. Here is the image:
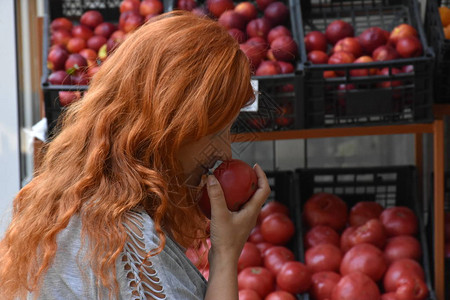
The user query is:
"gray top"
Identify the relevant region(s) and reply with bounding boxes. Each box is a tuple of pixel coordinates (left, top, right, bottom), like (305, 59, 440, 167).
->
(30, 208, 207, 299)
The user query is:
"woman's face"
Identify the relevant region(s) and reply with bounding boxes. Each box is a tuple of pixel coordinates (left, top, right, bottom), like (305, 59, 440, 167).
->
(176, 123, 233, 187)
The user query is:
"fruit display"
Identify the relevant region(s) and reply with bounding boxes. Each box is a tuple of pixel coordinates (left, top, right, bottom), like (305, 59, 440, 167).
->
(296, 0, 433, 128)
(43, 0, 166, 135)
(297, 166, 435, 300)
(424, 0, 450, 103)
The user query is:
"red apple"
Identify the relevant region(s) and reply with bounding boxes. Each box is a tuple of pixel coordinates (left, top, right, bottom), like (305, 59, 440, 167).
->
(234, 2, 257, 22)
(333, 37, 362, 58)
(87, 65, 101, 78)
(218, 10, 246, 31)
(144, 13, 159, 22)
(48, 70, 72, 85)
(207, 0, 234, 18)
(268, 25, 291, 44)
(72, 25, 94, 41)
(278, 61, 294, 74)
(264, 1, 289, 27)
(350, 56, 377, 77)
(122, 12, 145, 33)
(192, 7, 209, 17)
(177, 0, 197, 11)
(389, 24, 418, 46)
(140, 0, 163, 16)
(275, 102, 293, 126)
(377, 67, 402, 88)
(51, 29, 72, 46)
(401, 65, 414, 73)
(80, 10, 103, 30)
(50, 17, 73, 32)
(79, 48, 98, 67)
(47, 47, 69, 71)
(372, 45, 400, 61)
(304, 31, 327, 53)
(323, 70, 337, 78)
(328, 51, 355, 65)
(396, 36, 423, 58)
(247, 37, 269, 49)
(107, 30, 126, 52)
(255, 60, 281, 76)
(58, 91, 81, 106)
(256, 0, 276, 11)
(358, 27, 388, 55)
(271, 36, 298, 61)
(228, 28, 246, 43)
(94, 22, 117, 39)
(325, 20, 354, 45)
(66, 37, 86, 53)
(240, 43, 265, 70)
(120, 0, 140, 13)
(71, 73, 90, 85)
(246, 18, 271, 39)
(87, 36, 107, 52)
(307, 50, 328, 64)
(65, 53, 88, 74)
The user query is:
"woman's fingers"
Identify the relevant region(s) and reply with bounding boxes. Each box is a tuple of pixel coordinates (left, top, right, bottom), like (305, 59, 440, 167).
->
(206, 174, 228, 219)
(239, 164, 271, 217)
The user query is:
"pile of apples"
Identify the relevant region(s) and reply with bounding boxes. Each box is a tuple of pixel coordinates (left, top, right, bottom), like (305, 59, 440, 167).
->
(302, 192, 429, 300)
(186, 201, 311, 300)
(176, 0, 299, 76)
(46, 0, 164, 106)
(304, 21, 422, 79)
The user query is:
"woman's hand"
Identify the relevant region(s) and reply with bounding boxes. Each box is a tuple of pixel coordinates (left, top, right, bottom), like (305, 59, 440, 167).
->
(204, 163, 270, 300)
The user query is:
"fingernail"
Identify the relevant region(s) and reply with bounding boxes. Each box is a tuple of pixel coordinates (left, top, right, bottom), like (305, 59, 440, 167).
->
(207, 175, 218, 186)
(253, 163, 258, 168)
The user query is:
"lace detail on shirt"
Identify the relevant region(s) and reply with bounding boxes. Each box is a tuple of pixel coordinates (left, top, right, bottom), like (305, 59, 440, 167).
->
(122, 210, 166, 300)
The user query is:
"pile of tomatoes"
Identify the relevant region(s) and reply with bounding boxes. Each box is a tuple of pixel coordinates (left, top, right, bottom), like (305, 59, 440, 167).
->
(302, 192, 428, 300)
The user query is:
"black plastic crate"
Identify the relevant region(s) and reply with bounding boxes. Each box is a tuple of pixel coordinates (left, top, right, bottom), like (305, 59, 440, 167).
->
(425, 0, 450, 103)
(42, 0, 171, 136)
(295, 0, 434, 128)
(294, 166, 436, 299)
(169, 0, 302, 133)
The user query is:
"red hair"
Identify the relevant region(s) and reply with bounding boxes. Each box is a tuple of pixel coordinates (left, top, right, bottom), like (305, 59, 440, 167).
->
(0, 11, 254, 299)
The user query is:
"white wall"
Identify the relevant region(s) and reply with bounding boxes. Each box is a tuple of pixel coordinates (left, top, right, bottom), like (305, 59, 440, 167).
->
(0, 0, 20, 235)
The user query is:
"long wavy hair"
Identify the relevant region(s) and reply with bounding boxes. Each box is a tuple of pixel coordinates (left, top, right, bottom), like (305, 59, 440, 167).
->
(0, 11, 254, 299)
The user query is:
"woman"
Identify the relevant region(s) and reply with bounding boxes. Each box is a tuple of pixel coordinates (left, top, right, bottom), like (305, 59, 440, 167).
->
(0, 11, 270, 300)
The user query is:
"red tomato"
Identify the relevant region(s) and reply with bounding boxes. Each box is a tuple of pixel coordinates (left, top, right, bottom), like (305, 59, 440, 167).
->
(238, 289, 262, 300)
(200, 267, 209, 280)
(383, 258, 425, 292)
(395, 274, 429, 300)
(238, 242, 262, 272)
(381, 293, 397, 300)
(276, 261, 312, 294)
(198, 159, 258, 219)
(349, 201, 384, 227)
(238, 267, 275, 298)
(384, 235, 422, 264)
(340, 243, 387, 282)
(348, 219, 387, 249)
(261, 213, 295, 245)
(264, 246, 295, 275)
(380, 206, 418, 237)
(304, 225, 340, 249)
(340, 226, 356, 253)
(310, 271, 341, 300)
(331, 272, 381, 300)
(248, 226, 265, 244)
(303, 192, 348, 231)
(265, 291, 296, 300)
(256, 242, 273, 258)
(259, 201, 289, 221)
(305, 243, 342, 273)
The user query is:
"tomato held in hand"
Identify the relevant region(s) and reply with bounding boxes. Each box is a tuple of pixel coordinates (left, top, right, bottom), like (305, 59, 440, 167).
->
(238, 289, 262, 300)
(380, 206, 418, 237)
(310, 271, 341, 300)
(238, 242, 263, 272)
(303, 192, 348, 231)
(305, 243, 342, 273)
(276, 261, 312, 294)
(238, 267, 275, 298)
(349, 201, 384, 227)
(331, 272, 381, 300)
(264, 246, 295, 275)
(340, 243, 387, 282)
(198, 159, 258, 219)
(261, 213, 295, 245)
(304, 225, 340, 249)
(265, 291, 296, 300)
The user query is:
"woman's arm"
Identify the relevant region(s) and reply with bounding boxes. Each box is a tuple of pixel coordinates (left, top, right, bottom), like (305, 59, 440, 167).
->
(204, 164, 270, 300)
